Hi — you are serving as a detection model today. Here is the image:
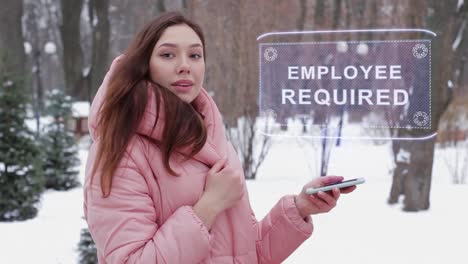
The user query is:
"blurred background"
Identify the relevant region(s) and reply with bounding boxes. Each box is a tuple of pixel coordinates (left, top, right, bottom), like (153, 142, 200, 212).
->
(0, 0, 467, 263)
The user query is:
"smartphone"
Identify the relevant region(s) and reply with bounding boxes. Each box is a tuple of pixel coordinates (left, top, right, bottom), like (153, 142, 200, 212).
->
(305, 178, 365, 195)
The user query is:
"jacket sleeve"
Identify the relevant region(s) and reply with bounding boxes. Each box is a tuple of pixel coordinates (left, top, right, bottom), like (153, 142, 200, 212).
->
(84, 153, 212, 263)
(252, 194, 313, 264)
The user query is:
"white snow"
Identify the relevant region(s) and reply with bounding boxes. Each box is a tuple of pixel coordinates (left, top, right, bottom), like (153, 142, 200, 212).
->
(82, 66, 91, 77)
(380, 5, 393, 17)
(452, 20, 466, 51)
(93, 16, 99, 27)
(448, 80, 454, 89)
(457, 0, 464, 12)
(254, 137, 468, 264)
(396, 148, 411, 163)
(0, 149, 89, 263)
(4, 165, 30, 175)
(336, 41, 348, 53)
(0, 132, 467, 263)
(24, 117, 54, 132)
(44, 41, 57, 54)
(109, 5, 118, 12)
(72, 102, 90, 118)
(38, 17, 47, 29)
(24, 42, 32, 55)
(356, 43, 369, 56)
(49, 4, 57, 14)
(3, 80, 13, 87)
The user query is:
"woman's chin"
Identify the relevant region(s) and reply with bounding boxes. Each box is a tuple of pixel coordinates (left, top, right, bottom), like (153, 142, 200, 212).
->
(178, 90, 201, 103)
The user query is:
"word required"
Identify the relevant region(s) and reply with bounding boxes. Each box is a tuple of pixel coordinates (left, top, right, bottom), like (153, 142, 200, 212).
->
(282, 89, 409, 106)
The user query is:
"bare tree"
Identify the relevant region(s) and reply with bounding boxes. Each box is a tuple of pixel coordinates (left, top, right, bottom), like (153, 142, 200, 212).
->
(452, 1, 468, 97)
(0, 0, 26, 80)
(388, 0, 459, 211)
(60, 0, 85, 99)
(226, 114, 273, 180)
(88, 0, 111, 101)
(440, 102, 468, 184)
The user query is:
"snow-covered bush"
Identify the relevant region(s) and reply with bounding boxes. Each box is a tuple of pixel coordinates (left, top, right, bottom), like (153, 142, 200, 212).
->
(226, 115, 273, 180)
(77, 228, 98, 264)
(40, 89, 80, 190)
(0, 75, 44, 221)
(361, 112, 392, 144)
(438, 99, 468, 184)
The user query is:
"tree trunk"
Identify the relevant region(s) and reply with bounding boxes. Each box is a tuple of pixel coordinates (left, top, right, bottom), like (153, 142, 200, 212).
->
(453, 0, 468, 94)
(89, 0, 111, 102)
(390, 134, 437, 211)
(60, 0, 84, 100)
(0, 0, 26, 80)
(389, 0, 457, 211)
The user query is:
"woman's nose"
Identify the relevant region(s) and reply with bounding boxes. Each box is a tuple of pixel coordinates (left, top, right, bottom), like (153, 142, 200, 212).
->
(177, 57, 190, 74)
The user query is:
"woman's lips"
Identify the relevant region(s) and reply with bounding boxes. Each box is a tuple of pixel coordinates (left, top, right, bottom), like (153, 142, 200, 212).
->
(172, 84, 193, 93)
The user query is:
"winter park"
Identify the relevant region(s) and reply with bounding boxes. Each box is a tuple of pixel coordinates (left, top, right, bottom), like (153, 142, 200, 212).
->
(1, 1, 468, 264)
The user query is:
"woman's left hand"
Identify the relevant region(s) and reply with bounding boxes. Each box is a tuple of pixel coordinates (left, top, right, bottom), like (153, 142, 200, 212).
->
(295, 176, 357, 219)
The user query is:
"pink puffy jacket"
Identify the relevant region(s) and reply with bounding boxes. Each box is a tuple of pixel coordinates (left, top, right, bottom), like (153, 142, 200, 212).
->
(83, 58, 313, 264)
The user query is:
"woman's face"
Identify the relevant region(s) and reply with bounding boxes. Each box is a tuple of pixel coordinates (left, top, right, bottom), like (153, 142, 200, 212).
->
(149, 24, 205, 103)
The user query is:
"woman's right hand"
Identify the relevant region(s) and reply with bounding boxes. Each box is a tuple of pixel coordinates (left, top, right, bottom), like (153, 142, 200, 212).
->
(193, 158, 245, 230)
(202, 158, 245, 213)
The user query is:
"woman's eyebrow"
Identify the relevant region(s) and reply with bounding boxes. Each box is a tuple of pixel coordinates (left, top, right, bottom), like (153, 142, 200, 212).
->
(157, 43, 202, 49)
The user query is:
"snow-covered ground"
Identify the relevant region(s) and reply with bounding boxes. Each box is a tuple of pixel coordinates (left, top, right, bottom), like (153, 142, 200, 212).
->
(252, 137, 468, 264)
(0, 135, 467, 263)
(0, 149, 88, 264)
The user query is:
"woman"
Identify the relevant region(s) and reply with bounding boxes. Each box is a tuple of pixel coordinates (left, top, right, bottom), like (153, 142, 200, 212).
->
(84, 11, 356, 264)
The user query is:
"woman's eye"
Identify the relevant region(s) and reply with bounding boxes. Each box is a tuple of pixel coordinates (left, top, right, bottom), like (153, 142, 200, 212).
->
(160, 53, 174, 58)
(191, 54, 202, 59)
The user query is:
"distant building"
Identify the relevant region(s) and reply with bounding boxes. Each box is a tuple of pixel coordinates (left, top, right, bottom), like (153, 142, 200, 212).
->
(69, 102, 90, 138)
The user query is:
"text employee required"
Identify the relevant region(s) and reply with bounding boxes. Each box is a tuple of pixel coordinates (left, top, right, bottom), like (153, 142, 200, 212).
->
(282, 65, 408, 106)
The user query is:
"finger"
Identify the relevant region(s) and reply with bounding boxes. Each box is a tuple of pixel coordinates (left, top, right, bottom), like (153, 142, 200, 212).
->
(309, 194, 329, 209)
(320, 175, 344, 186)
(306, 196, 321, 211)
(317, 191, 337, 207)
(340, 185, 357, 194)
(331, 188, 341, 200)
(210, 158, 227, 173)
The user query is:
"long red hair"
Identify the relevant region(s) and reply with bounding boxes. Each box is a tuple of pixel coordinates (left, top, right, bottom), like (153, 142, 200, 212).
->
(91, 11, 207, 197)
